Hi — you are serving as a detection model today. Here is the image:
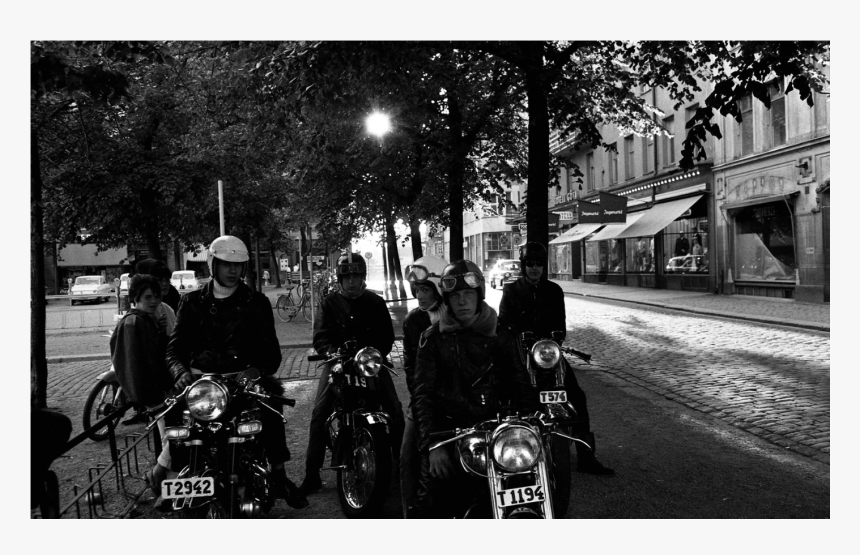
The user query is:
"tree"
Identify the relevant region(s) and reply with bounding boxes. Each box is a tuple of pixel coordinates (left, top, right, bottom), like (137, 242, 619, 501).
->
(31, 40, 171, 409)
(469, 41, 830, 250)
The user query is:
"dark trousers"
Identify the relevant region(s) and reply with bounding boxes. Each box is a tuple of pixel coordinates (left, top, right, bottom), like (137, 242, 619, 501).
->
(399, 416, 420, 518)
(562, 357, 590, 431)
(305, 363, 404, 474)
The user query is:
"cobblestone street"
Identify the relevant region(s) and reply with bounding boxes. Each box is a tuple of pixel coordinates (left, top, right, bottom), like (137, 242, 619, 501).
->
(559, 296, 830, 464)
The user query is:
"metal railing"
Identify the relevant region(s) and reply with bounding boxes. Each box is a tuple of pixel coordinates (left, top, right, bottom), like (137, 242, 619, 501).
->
(36, 403, 159, 519)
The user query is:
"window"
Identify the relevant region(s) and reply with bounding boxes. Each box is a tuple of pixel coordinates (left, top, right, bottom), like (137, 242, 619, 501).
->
(662, 116, 675, 167)
(642, 136, 654, 174)
(608, 143, 618, 184)
(732, 201, 795, 281)
(626, 236, 655, 274)
(764, 80, 786, 149)
(814, 90, 829, 134)
(586, 153, 595, 191)
(735, 95, 753, 157)
(624, 135, 635, 180)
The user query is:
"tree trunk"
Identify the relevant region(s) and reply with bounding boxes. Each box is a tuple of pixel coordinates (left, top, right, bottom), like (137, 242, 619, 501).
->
(31, 129, 48, 410)
(409, 216, 423, 261)
(524, 42, 550, 251)
(173, 239, 182, 272)
(299, 226, 308, 279)
(447, 94, 465, 261)
(386, 215, 408, 298)
(381, 235, 389, 285)
(269, 241, 282, 288)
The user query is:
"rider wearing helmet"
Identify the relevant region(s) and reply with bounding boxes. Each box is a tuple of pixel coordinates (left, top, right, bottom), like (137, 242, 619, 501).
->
(399, 255, 448, 517)
(165, 235, 308, 508)
(298, 251, 404, 496)
(409, 259, 538, 518)
(499, 241, 614, 476)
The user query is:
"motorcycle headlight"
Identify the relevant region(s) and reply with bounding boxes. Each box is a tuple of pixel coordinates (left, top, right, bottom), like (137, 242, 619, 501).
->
(457, 434, 489, 477)
(355, 347, 382, 377)
(186, 378, 230, 422)
(531, 340, 561, 369)
(491, 423, 542, 473)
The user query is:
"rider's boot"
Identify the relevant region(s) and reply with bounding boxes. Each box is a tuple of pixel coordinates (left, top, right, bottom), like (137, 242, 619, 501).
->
(575, 432, 615, 476)
(271, 466, 309, 509)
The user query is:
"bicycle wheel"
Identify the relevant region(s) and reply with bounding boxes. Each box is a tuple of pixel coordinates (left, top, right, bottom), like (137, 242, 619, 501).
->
(276, 295, 297, 323)
(302, 292, 314, 322)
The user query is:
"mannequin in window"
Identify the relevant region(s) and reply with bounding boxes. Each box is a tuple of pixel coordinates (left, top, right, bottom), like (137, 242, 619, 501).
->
(674, 232, 690, 257)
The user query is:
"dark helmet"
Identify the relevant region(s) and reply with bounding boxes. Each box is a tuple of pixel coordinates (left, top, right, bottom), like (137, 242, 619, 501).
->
(133, 258, 171, 280)
(519, 242, 548, 264)
(439, 259, 485, 303)
(336, 252, 367, 280)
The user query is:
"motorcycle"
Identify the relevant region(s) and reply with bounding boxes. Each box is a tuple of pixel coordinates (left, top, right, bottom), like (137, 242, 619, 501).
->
(425, 332, 592, 519)
(307, 341, 394, 518)
(145, 368, 296, 519)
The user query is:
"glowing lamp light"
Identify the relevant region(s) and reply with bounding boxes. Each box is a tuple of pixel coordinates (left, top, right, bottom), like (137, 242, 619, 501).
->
(366, 112, 391, 137)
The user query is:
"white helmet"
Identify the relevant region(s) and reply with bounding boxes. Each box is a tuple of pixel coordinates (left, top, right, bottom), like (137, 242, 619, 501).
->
(207, 235, 249, 280)
(406, 255, 448, 301)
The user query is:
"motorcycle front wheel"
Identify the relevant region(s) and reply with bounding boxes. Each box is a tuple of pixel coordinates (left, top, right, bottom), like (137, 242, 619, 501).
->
(82, 380, 126, 441)
(335, 424, 391, 518)
(547, 426, 572, 517)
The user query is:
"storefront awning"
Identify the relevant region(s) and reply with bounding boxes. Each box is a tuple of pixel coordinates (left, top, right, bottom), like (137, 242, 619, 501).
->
(548, 223, 603, 245)
(586, 213, 645, 242)
(613, 195, 703, 240)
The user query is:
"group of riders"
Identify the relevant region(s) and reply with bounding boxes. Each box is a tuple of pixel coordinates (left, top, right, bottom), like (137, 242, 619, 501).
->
(92, 234, 615, 518)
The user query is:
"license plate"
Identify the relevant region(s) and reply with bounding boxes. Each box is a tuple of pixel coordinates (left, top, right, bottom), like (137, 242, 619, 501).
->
(495, 485, 545, 508)
(328, 374, 368, 388)
(539, 390, 567, 404)
(161, 477, 215, 499)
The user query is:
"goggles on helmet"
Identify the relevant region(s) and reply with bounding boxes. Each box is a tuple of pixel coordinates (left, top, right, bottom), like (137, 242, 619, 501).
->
(406, 265, 432, 282)
(337, 263, 365, 276)
(440, 272, 482, 292)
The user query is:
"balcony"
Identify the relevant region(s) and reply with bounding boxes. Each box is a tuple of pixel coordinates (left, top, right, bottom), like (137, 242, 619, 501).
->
(550, 129, 577, 156)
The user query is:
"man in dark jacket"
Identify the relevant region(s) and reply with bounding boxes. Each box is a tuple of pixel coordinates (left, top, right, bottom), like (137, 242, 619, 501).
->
(298, 252, 404, 495)
(499, 242, 614, 476)
(410, 260, 539, 518)
(165, 235, 307, 509)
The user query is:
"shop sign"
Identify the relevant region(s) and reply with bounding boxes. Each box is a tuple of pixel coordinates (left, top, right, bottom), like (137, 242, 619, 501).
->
(578, 200, 602, 224)
(599, 191, 628, 223)
(519, 223, 528, 232)
(547, 213, 561, 233)
(557, 212, 574, 221)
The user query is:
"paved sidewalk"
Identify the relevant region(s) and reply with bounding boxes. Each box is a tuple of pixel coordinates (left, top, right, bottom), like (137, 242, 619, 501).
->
(550, 279, 829, 332)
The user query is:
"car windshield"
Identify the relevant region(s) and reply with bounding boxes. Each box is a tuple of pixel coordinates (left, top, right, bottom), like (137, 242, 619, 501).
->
(75, 277, 100, 285)
(501, 262, 519, 270)
(173, 272, 195, 279)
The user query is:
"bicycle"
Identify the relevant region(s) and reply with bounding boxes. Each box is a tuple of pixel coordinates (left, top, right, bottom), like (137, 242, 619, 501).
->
(276, 286, 324, 323)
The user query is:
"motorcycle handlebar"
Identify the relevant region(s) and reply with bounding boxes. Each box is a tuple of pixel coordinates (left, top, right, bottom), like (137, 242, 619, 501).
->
(307, 354, 328, 362)
(561, 346, 592, 363)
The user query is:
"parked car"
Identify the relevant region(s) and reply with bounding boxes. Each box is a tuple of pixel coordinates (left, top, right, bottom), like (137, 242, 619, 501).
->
(171, 270, 199, 291)
(488, 259, 521, 289)
(70, 275, 113, 305)
(665, 255, 708, 274)
(119, 273, 129, 294)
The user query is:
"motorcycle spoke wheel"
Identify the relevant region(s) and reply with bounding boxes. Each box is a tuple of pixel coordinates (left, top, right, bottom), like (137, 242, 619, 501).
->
(83, 381, 122, 441)
(336, 425, 391, 518)
(548, 426, 572, 517)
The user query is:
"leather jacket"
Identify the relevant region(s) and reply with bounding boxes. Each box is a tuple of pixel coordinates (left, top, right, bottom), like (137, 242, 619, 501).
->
(498, 276, 567, 340)
(412, 302, 538, 453)
(165, 281, 281, 380)
(312, 289, 394, 357)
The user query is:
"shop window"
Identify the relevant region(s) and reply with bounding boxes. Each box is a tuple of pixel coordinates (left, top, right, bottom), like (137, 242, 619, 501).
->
(550, 243, 571, 276)
(732, 201, 795, 281)
(608, 239, 624, 274)
(624, 135, 635, 180)
(584, 241, 605, 274)
(662, 116, 675, 167)
(663, 217, 709, 276)
(626, 236, 655, 273)
(764, 80, 786, 150)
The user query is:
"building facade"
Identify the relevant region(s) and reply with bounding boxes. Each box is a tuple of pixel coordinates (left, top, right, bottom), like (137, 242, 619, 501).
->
(550, 66, 829, 303)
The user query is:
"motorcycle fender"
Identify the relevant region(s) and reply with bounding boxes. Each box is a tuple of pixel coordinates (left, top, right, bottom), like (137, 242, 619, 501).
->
(354, 411, 389, 433)
(96, 368, 117, 382)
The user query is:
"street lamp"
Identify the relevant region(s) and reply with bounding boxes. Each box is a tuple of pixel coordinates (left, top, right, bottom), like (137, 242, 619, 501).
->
(366, 111, 391, 138)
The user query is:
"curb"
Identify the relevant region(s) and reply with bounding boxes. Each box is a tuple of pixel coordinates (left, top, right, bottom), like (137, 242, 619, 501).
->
(562, 291, 830, 332)
(46, 334, 406, 364)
